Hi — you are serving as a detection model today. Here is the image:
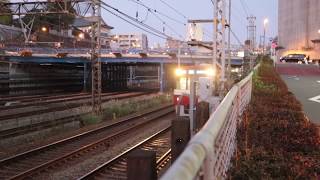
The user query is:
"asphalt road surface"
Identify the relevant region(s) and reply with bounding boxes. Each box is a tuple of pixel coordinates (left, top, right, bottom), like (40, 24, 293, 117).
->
(276, 63, 320, 125)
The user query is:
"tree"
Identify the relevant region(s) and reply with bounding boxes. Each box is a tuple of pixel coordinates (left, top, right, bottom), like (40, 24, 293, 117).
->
(45, 2, 76, 30)
(20, 1, 75, 32)
(0, 0, 13, 25)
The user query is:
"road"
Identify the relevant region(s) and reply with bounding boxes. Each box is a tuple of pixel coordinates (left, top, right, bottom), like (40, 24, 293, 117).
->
(276, 63, 320, 125)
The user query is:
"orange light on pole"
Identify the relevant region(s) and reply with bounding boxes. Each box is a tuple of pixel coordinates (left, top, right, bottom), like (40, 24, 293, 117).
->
(78, 32, 84, 39)
(41, 26, 48, 32)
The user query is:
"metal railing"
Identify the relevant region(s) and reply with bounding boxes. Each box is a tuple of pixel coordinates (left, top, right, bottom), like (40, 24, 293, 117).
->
(161, 65, 259, 180)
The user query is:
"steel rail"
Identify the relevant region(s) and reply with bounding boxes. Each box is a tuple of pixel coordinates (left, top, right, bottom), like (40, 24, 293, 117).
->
(0, 105, 174, 179)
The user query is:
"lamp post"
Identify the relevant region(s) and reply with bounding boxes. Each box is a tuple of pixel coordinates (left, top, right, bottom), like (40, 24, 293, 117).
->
(263, 18, 269, 55)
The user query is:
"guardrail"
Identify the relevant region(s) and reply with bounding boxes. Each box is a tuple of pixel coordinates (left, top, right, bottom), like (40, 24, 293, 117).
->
(161, 65, 259, 180)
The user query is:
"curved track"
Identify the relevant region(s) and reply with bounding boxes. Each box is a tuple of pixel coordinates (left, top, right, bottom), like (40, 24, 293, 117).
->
(0, 105, 174, 180)
(79, 127, 172, 180)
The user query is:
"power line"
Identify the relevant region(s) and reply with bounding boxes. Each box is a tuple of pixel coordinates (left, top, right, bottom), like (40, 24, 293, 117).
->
(231, 4, 247, 29)
(129, 0, 186, 26)
(239, 0, 249, 17)
(100, 1, 172, 39)
(158, 0, 188, 19)
(241, 0, 252, 15)
(101, 1, 169, 36)
(128, 0, 185, 39)
(100, 4, 169, 39)
(230, 28, 244, 46)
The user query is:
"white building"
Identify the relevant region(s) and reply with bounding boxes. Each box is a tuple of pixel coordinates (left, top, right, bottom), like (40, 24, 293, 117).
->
(278, 0, 320, 59)
(110, 33, 148, 50)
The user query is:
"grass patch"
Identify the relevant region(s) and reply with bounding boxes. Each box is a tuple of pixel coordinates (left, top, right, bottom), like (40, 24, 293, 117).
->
(80, 94, 172, 125)
(103, 94, 171, 120)
(80, 114, 102, 126)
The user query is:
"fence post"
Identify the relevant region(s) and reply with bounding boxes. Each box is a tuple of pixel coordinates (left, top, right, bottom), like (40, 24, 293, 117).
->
(171, 117, 190, 162)
(204, 149, 215, 180)
(196, 101, 210, 131)
(127, 150, 157, 180)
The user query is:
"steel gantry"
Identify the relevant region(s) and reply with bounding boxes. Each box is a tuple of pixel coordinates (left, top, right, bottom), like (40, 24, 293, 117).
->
(186, 0, 229, 96)
(247, 15, 256, 69)
(90, 1, 102, 115)
(0, 0, 102, 114)
(213, 0, 227, 96)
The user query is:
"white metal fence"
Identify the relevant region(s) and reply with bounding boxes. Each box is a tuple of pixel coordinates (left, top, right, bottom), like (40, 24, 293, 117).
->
(161, 67, 257, 180)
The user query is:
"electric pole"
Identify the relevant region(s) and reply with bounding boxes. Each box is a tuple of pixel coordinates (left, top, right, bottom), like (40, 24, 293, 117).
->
(213, 0, 227, 96)
(227, 0, 231, 82)
(91, 0, 102, 115)
(247, 15, 256, 69)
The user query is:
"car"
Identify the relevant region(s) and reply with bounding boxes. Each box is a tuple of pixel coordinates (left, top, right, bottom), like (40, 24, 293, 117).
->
(280, 54, 306, 64)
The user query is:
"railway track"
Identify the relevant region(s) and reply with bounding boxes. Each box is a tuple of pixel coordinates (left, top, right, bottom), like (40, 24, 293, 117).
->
(79, 127, 172, 180)
(0, 114, 81, 139)
(0, 91, 150, 121)
(0, 91, 126, 111)
(0, 105, 174, 180)
(0, 92, 88, 106)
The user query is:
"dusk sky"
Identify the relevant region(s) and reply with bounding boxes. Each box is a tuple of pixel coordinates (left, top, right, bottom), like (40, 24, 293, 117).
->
(101, 0, 278, 47)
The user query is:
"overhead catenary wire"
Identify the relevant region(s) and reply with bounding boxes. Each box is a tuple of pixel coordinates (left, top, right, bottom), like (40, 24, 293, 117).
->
(241, 0, 252, 16)
(129, 0, 186, 26)
(100, 4, 169, 39)
(230, 28, 244, 47)
(100, 1, 172, 39)
(158, 0, 188, 19)
(239, 0, 249, 17)
(128, 0, 184, 39)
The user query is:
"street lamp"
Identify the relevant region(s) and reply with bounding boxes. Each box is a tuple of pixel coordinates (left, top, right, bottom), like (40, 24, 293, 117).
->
(263, 18, 269, 55)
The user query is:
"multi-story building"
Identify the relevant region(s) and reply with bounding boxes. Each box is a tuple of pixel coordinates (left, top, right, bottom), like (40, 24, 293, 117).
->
(110, 33, 148, 50)
(278, 0, 320, 59)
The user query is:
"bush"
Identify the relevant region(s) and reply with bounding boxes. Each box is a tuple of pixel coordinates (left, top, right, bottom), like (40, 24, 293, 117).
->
(102, 94, 171, 120)
(80, 114, 102, 126)
(228, 57, 320, 179)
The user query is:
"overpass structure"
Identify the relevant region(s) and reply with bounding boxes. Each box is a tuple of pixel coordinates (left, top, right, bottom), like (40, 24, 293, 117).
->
(3, 53, 242, 66)
(0, 53, 244, 96)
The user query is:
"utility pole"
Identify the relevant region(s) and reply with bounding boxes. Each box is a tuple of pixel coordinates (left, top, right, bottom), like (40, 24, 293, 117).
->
(213, 0, 227, 96)
(263, 18, 268, 55)
(227, 0, 231, 81)
(247, 15, 256, 69)
(91, 0, 102, 115)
